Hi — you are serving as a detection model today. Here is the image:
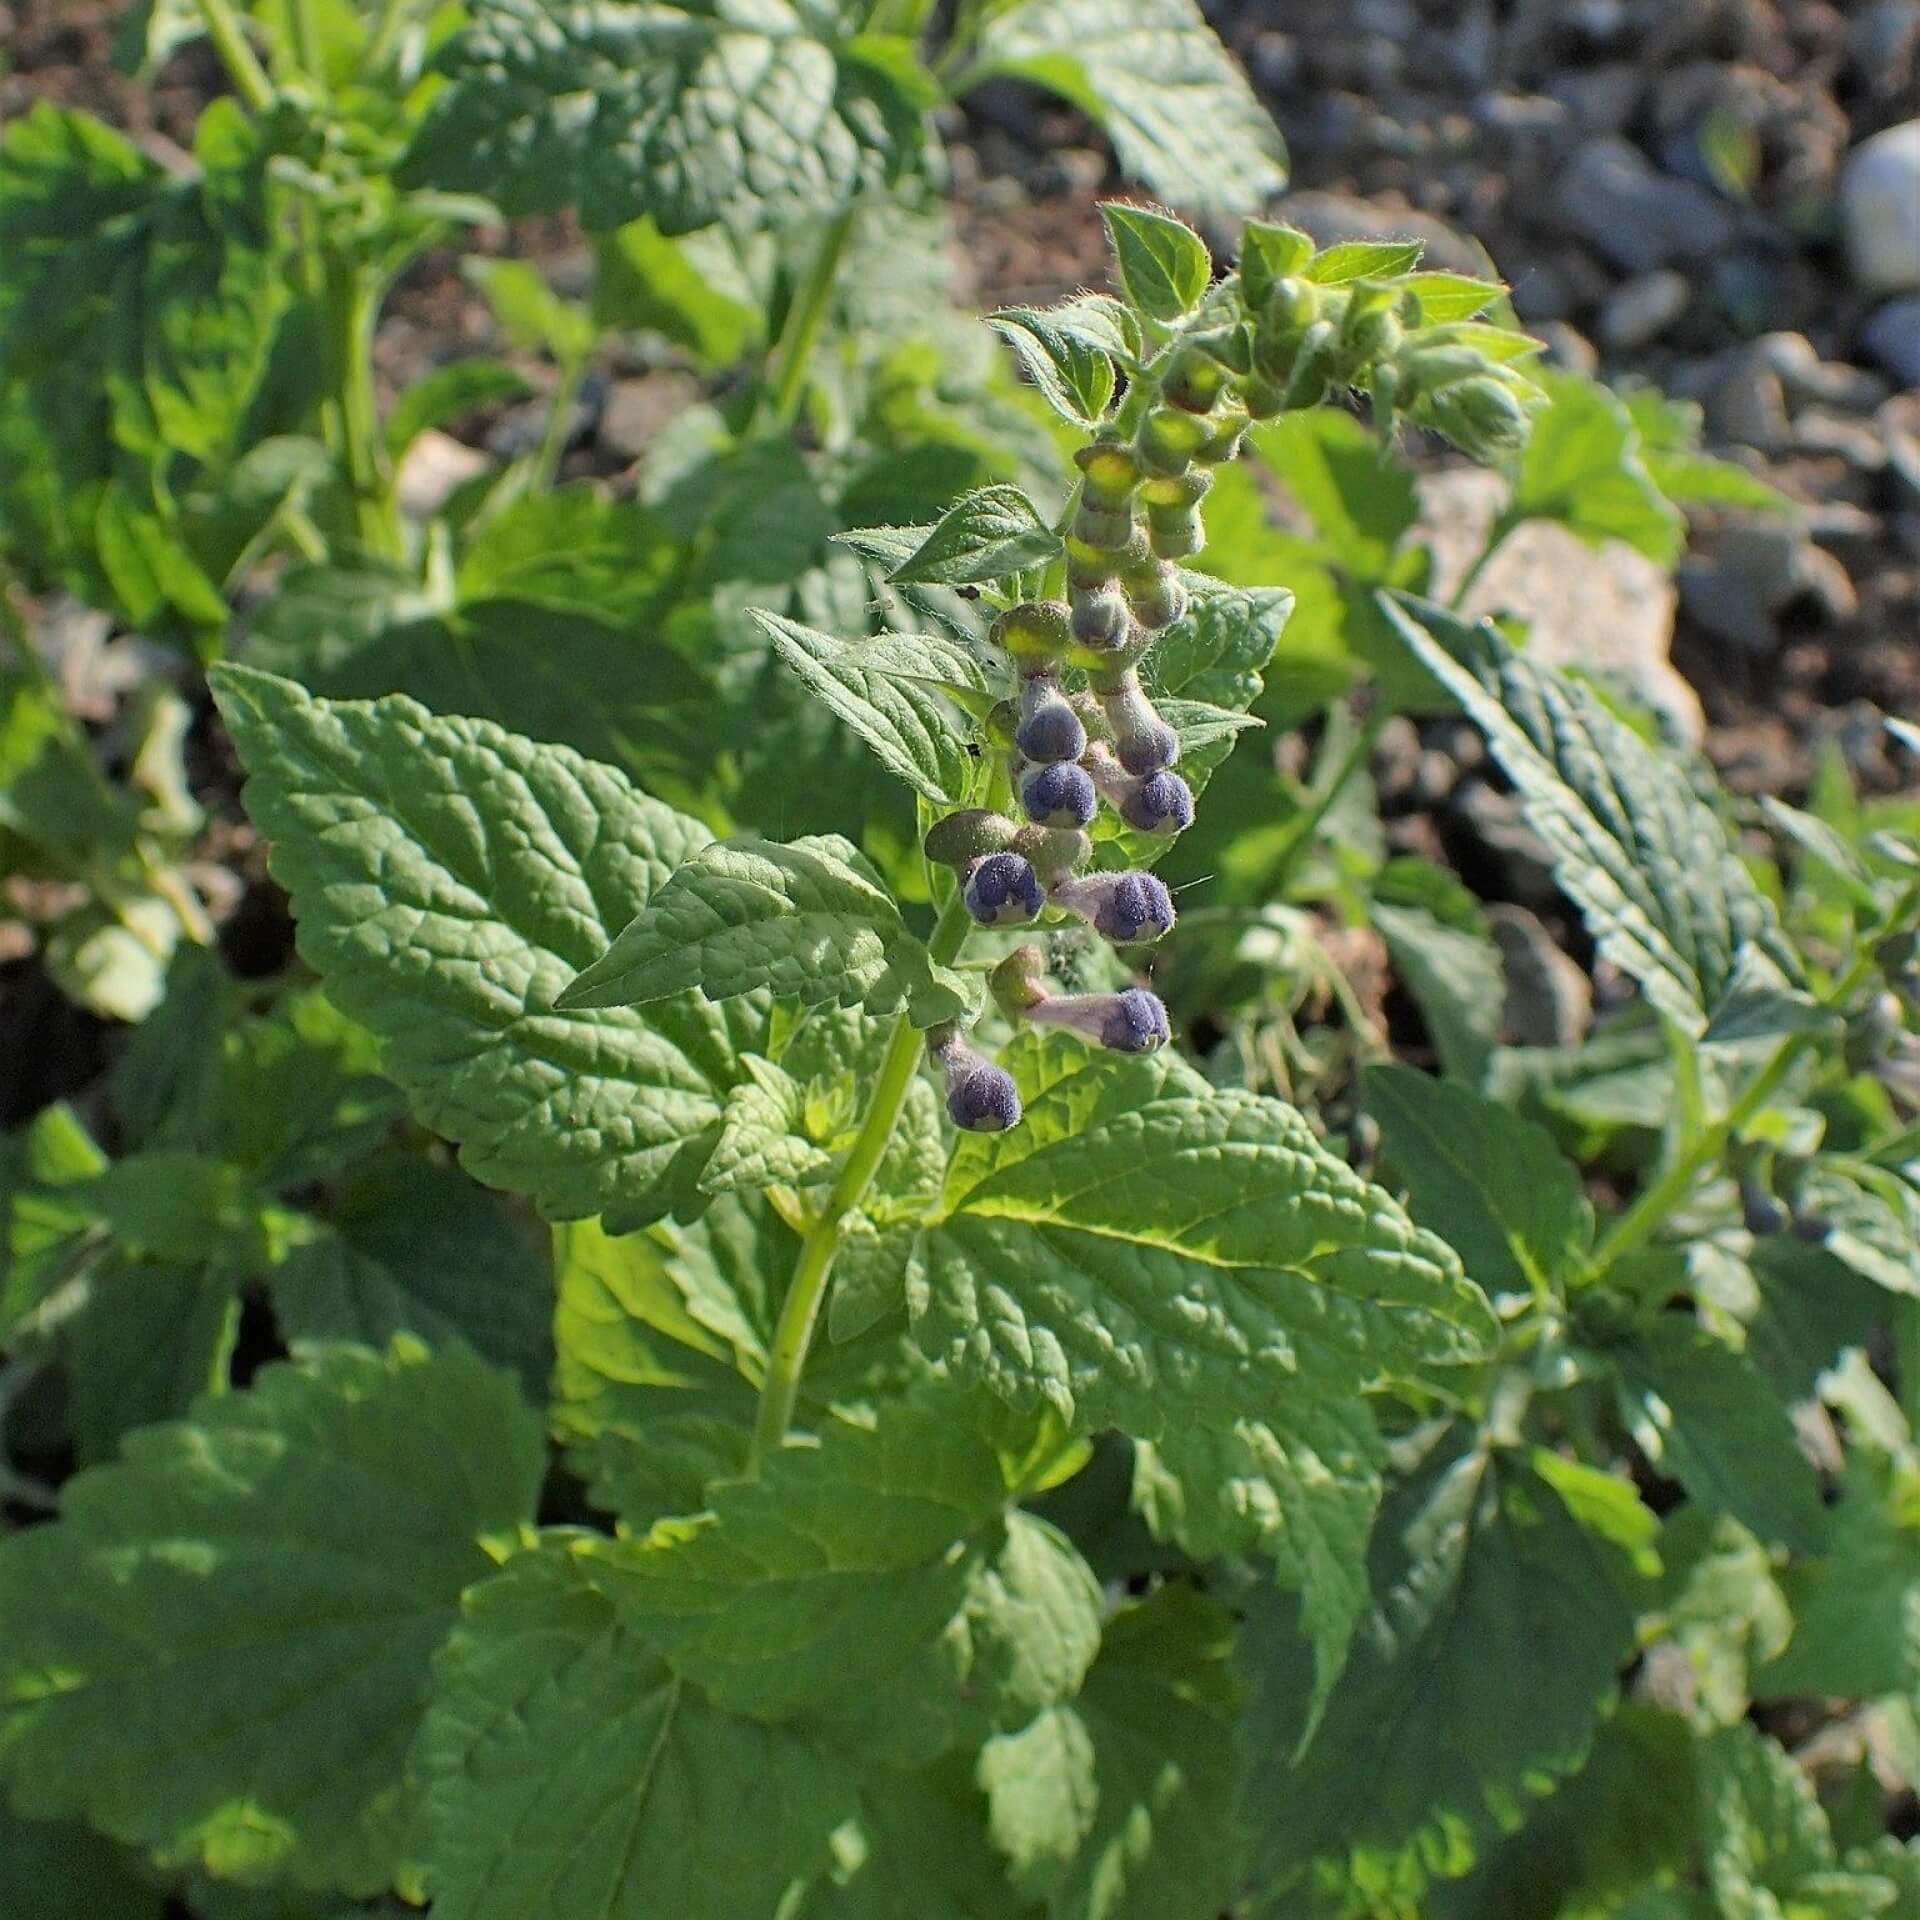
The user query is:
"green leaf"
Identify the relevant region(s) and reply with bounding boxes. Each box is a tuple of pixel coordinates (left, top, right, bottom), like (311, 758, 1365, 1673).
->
(593, 217, 763, 367)
(887, 483, 1062, 587)
(1371, 892, 1503, 1086)
(0, 1806, 166, 1920)
(210, 666, 760, 1230)
(814, 1764, 1027, 1918)
(1238, 1438, 1640, 1899)
(1427, 1706, 1700, 1920)
(1133, 1401, 1384, 1725)
(701, 1056, 836, 1195)
(916, 1032, 1496, 1439)
(1301, 238, 1425, 285)
(413, 1540, 857, 1920)
(990, 306, 1118, 426)
(1612, 1316, 1826, 1553)
(585, 1395, 1102, 1761)
(402, 0, 931, 234)
(758, 610, 980, 805)
(557, 832, 975, 1028)
(966, 0, 1285, 219)
(0, 1341, 544, 1892)
(1397, 271, 1507, 323)
(1249, 409, 1420, 581)
(267, 1155, 552, 1399)
(1098, 203, 1212, 322)
(1504, 371, 1686, 566)
(1759, 1455, 1920, 1701)
(1238, 220, 1314, 310)
(384, 359, 533, 459)
(982, 1584, 1243, 1919)
(1654, 1510, 1793, 1727)
(463, 257, 596, 365)
(1365, 1064, 1594, 1299)
(1380, 595, 1793, 1037)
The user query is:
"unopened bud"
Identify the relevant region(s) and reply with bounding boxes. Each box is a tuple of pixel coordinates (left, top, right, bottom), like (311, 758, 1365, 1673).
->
(1120, 561, 1188, 634)
(1073, 498, 1136, 549)
(1096, 672, 1179, 774)
(989, 943, 1050, 1017)
(964, 852, 1045, 927)
(1049, 869, 1177, 945)
(1030, 986, 1172, 1055)
(1011, 823, 1091, 881)
(924, 808, 1018, 869)
(1020, 760, 1098, 829)
(1119, 769, 1194, 835)
(1075, 440, 1141, 508)
(1137, 405, 1211, 478)
(1070, 584, 1130, 650)
(928, 1028, 1022, 1133)
(1425, 375, 1530, 461)
(1015, 676, 1088, 764)
(990, 600, 1072, 670)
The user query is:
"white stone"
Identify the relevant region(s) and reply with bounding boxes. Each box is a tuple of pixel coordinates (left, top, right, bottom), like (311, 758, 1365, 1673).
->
(1842, 119, 1920, 295)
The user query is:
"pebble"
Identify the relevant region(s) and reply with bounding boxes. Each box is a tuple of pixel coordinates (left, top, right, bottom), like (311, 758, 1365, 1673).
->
(1678, 524, 1858, 653)
(1535, 320, 1600, 375)
(1704, 351, 1792, 449)
(1553, 135, 1738, 273)
(1751, 332, 1891, 411)
(1489, 905, 1593, 1049)
(1790, 408, 1889, 470)
(1548, 63, 1645, 137)
(1598, 270, 1691, 350)
(396, 430, 490, 520)
(1861, 297, 1920, 388)
(1841, 119, 1920, 293)
(597, 373, 701, 464)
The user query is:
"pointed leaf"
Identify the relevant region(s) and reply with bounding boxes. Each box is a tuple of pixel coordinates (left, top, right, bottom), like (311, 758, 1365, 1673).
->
(887, 484, 1062, 587)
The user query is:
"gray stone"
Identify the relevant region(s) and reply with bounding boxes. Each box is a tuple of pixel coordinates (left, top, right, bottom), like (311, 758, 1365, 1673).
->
(1704, 351, 1792, 450)
(1790, 408, 1889, 470)
(1598, 270, 1691, 350)
(1554, 135, 1737, 273)
(1535, 320, 1599, 375)
(597, 373, 702, 463)
(1842, 119, 1920, 294)
(1419, 467, 1703, 744)
(396, 429, 490, 520)
(1547, 63, 1645, 137)
(1489, 904, 1593, 1049)
(1750, 336, 1891, 414)
(1679, 525, 1858, 653)
(1861, 297, 1920, 388)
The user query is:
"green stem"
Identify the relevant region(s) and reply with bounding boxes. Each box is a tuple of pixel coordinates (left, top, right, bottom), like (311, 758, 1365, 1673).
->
(1269, 705, 1387, 899)
(288, 0, 325, 86)
(1590, 953, 1877, 1275)
(766, 208, 858, 432)
(364, 0, 417, 77)
(750, 886, 975, 1466)
(530, 361, 586, 495)
(195, 0, 275, 111)
(1449, 515, 1516, 612)
(323, 257, 402, 560)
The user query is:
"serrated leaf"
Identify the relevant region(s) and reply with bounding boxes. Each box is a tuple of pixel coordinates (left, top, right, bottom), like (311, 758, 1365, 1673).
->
(967, 0, 1285, 218)
(887, 483, 1062, 587)
(990, 306, 1119, 426)
(1098, 203, 1212, 322)
(557, 831, 974, 1028)
(1380, 596, 1793, 1037)
(1505, 371, 1686, 566)
(1238, 1438, 1640, 1899)
(593, 216, 763, 367)
(1372, 898, 1502, 1085)
(1302, 238, 1424, 285)
(1133, 1401, 1383, 1726)
(1249, 409, 1420, 581)
(815, 1764, 1029, 1918)
(700, 1057, 835, 1195)
(414, 1541, 856, 1920)
(759, 609, 980, 804)
(914, 1032, 1496, 1440)
(1365, 1064, 1594, 1299)
(210, 667, 760, 1230)
(586, 1395, 1102, 1761)
(983, 1584, 1243, 1920)
(1614, 1317, 1826, 1553)
(0, 1342, 544, 1892)
(400, 0, 932, 234)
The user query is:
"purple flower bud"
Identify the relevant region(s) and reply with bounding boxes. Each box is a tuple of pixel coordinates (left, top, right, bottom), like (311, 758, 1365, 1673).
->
(964, 852, 1045, 927)
(945, 1058, 1023, 1132)
(1020, 761, 1097, 829)
(1015, 678, 1088, 765)
(1031, 986, 1171, 1055)
(1050, 870, 1176, 945)
(1070, 586, 1130, 651)
(1096, 674, 1179, 775)
(1118, 770, 1194, 835)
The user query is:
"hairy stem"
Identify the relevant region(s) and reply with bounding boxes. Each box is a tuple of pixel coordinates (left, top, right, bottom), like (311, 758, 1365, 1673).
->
(750, 886, 975, 1466)
(767, 208, 858, 432)
(323, 257, 402, 560)
(1590, 952, 1877, 1274)
(196, 0, 276, 112)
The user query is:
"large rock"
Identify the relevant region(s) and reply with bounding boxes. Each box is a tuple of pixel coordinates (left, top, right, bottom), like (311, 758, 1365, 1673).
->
(1842, 119, 1920, 294)
(1553, 135, 1737, 273)
(1862, 297, 1920, 388)
(1418, 467, 1703, 745)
